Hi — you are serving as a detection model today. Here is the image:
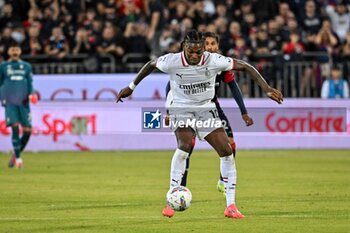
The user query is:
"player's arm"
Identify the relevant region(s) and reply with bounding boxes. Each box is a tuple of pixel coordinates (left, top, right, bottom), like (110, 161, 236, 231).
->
(226, 80, 253, 126)
(0, 64, 3, 87)
(27, 64, 38, 104)
(233, 59, 283, 104)
(226, 79, 247, 115)
(27, 64, 34, 94)
(116, 59, 157, 102)
(165, 81, 171, 96)
(0, 65, 3, 106)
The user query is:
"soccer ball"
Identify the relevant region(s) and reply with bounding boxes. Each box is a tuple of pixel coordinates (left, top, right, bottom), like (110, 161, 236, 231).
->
(166, 186, 192, 211)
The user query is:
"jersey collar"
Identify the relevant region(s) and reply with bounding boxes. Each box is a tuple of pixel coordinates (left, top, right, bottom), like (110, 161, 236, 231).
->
(181, 52, 205, 67)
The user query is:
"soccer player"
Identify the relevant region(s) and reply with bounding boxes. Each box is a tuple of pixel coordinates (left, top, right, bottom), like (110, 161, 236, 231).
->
(166, 32, 254, 193)
(117, 30, 283, 219)
(0, 42, 37, 168)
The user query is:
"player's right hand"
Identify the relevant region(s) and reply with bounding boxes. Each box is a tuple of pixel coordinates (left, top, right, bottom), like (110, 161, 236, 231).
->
(29, 94, 38, 104)
(116, 87, 133, 103)
(265, 87, 283, 104)
(242, 114, 253, 126)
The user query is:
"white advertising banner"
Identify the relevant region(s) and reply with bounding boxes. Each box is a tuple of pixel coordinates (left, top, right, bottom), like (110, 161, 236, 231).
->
(33, 73, 168, 101)
(0, 99, 349, 151)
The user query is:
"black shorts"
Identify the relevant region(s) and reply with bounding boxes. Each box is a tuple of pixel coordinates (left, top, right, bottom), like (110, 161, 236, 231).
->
(215, 101, 233, 138)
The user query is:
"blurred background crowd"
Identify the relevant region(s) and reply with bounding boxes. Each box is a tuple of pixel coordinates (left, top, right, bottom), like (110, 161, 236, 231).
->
(0, 0, 349, 97)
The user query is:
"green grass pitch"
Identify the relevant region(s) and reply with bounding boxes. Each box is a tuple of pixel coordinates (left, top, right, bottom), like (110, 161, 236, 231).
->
(0, 150, 349, 233)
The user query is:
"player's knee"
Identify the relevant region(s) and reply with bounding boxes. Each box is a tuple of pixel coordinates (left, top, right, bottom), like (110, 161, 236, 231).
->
(177, 141, 193, 153)
(219, 144, 233, 157)
(23, 127, 32, 133)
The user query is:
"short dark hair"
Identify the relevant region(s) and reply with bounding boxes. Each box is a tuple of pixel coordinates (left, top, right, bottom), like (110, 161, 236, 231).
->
(203, 32, 219, 43)
(183, 29, 204, 45)
(9, 41, 21, 48)
(332, 65, 341, 71)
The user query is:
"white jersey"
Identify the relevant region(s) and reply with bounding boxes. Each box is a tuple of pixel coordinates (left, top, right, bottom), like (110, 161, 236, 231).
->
(157, 51, 234, 107)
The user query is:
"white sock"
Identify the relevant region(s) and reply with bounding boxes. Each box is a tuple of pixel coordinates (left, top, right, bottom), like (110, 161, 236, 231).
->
(170, 149, 189, 188)
(220, 154, 237, 206)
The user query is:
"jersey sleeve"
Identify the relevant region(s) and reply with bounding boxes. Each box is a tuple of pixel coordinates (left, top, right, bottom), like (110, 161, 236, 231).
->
(0, 64, 3, 87)
(223, 71, 235, 83)
(156, 54, 171, 73)
(214, 53, 234, 72)
(26, 63, 34, 94)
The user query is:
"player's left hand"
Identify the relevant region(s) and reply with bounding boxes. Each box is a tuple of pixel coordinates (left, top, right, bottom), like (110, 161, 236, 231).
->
(29, 94, 38, 104)
(116, 87, 133, 103)
(242, 114, 254, 126)
(265, 87, 283, 104)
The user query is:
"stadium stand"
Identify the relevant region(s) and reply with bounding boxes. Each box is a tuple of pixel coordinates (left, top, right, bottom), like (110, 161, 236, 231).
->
(0, 0, 349, 97)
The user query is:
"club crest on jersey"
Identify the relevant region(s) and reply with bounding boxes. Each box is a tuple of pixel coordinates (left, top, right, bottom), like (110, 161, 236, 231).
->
(205, 68, 210, 77)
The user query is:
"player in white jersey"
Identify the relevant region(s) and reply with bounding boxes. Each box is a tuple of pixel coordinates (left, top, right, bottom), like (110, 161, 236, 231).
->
(117, 30, 283, 219)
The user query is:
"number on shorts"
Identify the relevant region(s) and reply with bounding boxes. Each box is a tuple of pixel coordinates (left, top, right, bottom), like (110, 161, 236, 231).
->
(209, 109, 219, 118)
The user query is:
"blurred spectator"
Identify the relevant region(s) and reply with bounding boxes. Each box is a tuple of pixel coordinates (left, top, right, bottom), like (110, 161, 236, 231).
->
(235, 0, 253, 22)
(300, 0, 323, 35)
(321, 65, 349, 98)
(282, 31, 304, 59)
(0, 27, 15, 60)
(168, 19, 182, 41)
(255, 28, 270, 54)
(267, 19, 283, 52)
(11, 27, 26, 45)
(252, 0, 278, 23)
(73, 28, 93, 54)
(166, 41, 181, 53)
(60, 12, 76, 49)
(168, 0, 188, 23)
(96, 26, 126, 59)
(325, 2, 350, 42)
(40, 3, 60, 39)
(0, 3, 21, 30)
(228, 21, 243, 48)
(315, 19, 339, 53)
(281, 17, 299, 41)
(228, 37, 252, 61)
(119, 0, 142, 31)
(45, 26, 70, 58)
(278, 2, 295, 23)
(103, 3, 119, 26)
(60, 0, 86, 21)
(214, 17, 230, 55)
(179, 17, 194, 39)
(340, 31, 350, 56)
(22, 25, 44, 55)
(87, 18, 103, 45)
(83, 8, 97, 30)
(124, 23, 150, 53)
(188, 1, 210, 29)
(214, 2, 232, 23)
(159, 27, 175, 53)
(241, 13, 256, 37)
(146, 0, 165, 58)
(23, 7, 43, 29)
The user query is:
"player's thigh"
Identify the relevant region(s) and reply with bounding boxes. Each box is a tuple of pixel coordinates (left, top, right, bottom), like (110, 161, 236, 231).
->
(195, 105, 222, 140)
(19, 105, 32, 128)
(5, 105, 20, 127)
(175, 127, 195, 153)
(204, 127, 232, 157)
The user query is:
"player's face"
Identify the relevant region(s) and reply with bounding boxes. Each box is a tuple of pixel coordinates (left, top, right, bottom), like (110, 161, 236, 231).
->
(8, 46, 22, 60)
(184, 42, 204, 65)
(205, 37, 219, 53)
